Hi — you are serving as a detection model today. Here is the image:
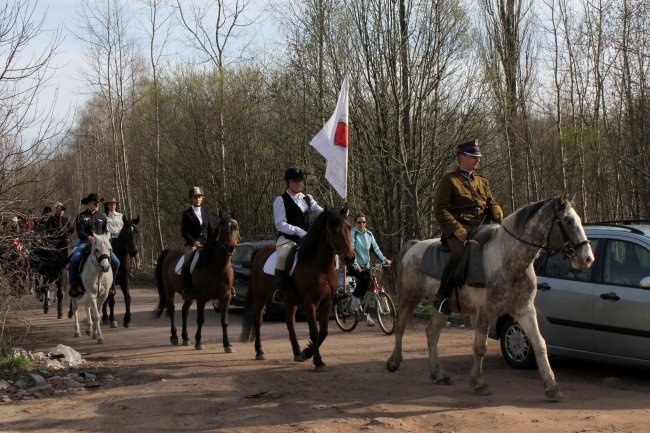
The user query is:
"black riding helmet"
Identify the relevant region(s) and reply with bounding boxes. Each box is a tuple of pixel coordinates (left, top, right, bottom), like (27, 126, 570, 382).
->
(284, 167, 305, 182)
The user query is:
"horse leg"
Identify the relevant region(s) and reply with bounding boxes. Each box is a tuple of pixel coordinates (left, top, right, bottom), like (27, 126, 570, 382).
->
(72, 299, 81, 338)
(426, 312, 452, 385)
(121, 283, 132, 328)
(219, 298, 233, 353)
(386, 295, 420, 372)
(303, 304, 327, 372)
(469, 311, 492, 395)
(516, 306, 562, 400)
(194, 301, 206, 350)
(91, 298, 105, 344)
(306, 302, 331, 370)
(56, 279, 64, 319)
(85, 303, 93, 337)
(101, 294, 110, 324)
(284, 305, 304, 362)
(181, 299, 192, 346)
(42, 283, 49, 314)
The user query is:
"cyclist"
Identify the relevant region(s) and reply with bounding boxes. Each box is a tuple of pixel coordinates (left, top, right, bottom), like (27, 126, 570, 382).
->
(349, 212, 391, 326)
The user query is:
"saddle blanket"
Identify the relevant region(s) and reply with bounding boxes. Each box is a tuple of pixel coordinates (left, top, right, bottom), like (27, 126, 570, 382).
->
(419, 226, 497, 287)
(175, 252, 201, 275)
(262, 251, 298, 276)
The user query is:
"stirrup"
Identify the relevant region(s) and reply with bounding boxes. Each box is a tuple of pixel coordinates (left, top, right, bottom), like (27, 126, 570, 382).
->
(272, 289, 284, 304)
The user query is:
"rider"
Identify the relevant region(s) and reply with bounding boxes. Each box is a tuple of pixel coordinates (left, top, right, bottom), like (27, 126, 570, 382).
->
(104, 197, 124, 240)
(272, 166, 323, 303)
(46, 202, 74, 252)
(348, 212, 392, 326)
(68, 193, 121, 298)
(180, 186, 214, 300)
(433, 140, 504, 315)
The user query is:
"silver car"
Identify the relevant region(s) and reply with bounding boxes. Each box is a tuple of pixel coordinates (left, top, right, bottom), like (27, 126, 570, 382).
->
(489, 221, 650, 369)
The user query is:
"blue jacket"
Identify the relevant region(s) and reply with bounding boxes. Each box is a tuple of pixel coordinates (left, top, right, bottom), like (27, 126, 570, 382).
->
(350, 227, 387, 268)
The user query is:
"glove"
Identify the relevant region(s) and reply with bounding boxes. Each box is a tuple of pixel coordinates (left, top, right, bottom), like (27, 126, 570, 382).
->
(383, 259, 392, 266)
(353, 264, 361, 272)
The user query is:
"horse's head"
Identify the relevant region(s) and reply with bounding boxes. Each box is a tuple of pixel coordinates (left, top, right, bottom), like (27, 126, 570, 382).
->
(325, 203, 355, 264)
(91, 233, 113, 273)
(118, 215, 140, 257)
(548, 193, 594, 270)
(214, 210, 239, 255)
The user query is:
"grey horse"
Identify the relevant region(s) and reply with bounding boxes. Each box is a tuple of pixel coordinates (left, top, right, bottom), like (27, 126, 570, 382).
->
(386, 193, 594, 400)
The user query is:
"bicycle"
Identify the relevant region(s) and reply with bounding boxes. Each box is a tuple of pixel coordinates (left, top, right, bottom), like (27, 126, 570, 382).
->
(334, 263, 397, 335)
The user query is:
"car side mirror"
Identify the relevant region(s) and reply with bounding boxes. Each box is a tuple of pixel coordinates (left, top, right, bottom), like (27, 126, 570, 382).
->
(640, 277, 650, 289)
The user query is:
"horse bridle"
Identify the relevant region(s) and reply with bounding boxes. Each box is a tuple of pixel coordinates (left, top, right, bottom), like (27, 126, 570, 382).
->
(500, 202, 590, 258)
(214, 219, 237, 255)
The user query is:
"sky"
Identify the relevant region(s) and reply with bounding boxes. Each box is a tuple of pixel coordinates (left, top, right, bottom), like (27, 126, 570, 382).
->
(31, 0, 283, 129)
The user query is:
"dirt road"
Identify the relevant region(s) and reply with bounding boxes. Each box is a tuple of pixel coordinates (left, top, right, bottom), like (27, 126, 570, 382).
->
(3, 284, 650, 432)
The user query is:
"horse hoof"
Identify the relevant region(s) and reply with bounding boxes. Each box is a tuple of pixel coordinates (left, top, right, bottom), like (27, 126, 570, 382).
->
(545, 388, 563, 401)
(57, 313, 63, 319)
(110, 321, 118, 328)
(433, 375, 453, 386)
(474, 384, 492, 396)
(182, 339, 190, 347)
(294, 354, 306, 362)
(75, 332, 81, 338)
(255, 353, 266, 361)
(314, 364, 328, 373)
(386, 359, 401, 372)
(123, 321, 130, 328)
(102, 318, 109, 325)
(195, 343, 204, 350)
(170, 336, 178, 345)
(67, 311, 74, 319)
(97, 338, 105, 344)
(86, 330, 91, 336)
(224, 346, 234, 353)
(301, 348, 314, 360)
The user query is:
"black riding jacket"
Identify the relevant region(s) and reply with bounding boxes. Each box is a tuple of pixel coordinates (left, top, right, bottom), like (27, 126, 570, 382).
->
(75, 209, 108, 242)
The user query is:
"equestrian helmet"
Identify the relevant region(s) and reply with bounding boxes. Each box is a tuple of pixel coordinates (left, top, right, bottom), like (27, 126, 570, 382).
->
(284, 167, 305, 182)
(188, 186, 205, 198)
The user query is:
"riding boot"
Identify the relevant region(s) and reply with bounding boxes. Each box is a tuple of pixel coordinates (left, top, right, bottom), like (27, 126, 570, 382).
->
(68, 279, 84, 298)
(181, 262, 193, 300)
(272, 270, 288, 304)
(433, 262, 455, 315)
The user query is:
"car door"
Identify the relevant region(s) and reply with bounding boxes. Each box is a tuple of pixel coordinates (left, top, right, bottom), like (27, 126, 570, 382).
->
(533, 240, 600, 353)
(592, 238, 650, 361)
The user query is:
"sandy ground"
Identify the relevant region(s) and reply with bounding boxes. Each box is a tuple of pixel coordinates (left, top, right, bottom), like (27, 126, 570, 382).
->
(3, 284, 650, 433)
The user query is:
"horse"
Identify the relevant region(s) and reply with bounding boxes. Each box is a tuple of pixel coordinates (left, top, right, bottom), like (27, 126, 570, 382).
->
(153, 211, 239, 351)
(240, 204, 355, 372)
(70, 233, 114, 343)
(101, 216, 140, 328)
(33, 241, 69, 319)
(386, 193, 594, 400)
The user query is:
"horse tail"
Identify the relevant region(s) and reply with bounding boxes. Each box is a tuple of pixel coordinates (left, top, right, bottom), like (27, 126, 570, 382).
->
(239, 278, 255, 342)
(152, 249, 170, 319)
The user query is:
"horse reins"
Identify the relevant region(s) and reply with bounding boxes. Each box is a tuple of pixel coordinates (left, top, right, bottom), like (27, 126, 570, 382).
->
(500, 202, 590, 258)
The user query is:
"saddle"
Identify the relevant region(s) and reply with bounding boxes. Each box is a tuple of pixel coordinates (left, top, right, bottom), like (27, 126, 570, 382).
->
(174, 249, 201, 275)
(262, 245, 300, 276)
(419, 225, 498, 287)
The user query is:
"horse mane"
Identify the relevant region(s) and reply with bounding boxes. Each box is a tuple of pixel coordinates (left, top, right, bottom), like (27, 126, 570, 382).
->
(197, 213, 231, 268)
(299, 209, 333, 262)
(510, 197, 554, 228)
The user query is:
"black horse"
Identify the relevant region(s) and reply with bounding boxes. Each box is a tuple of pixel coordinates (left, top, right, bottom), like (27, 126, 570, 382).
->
(32, 230, 70, 319)
(102, 216, 139, 328)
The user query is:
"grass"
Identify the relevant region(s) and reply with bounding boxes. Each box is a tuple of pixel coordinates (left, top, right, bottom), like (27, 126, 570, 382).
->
(0, 351, 35, 380)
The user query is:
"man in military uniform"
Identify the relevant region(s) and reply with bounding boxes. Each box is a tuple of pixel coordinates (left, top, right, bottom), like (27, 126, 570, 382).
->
(433, 140, 504, 314)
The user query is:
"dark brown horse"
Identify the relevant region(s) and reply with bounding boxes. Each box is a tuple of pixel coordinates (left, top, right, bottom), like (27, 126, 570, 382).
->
(102, 216, 139, 328)
(240, 204, 355, 372)
(153, 212, 239, 351)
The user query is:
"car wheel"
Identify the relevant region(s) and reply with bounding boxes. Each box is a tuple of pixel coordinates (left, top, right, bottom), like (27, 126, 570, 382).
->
(499, 317, 536, 369)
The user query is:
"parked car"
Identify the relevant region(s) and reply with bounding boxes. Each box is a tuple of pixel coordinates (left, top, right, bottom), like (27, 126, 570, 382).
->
(213, 240, 349, 320)
(489, 221, 650, 369)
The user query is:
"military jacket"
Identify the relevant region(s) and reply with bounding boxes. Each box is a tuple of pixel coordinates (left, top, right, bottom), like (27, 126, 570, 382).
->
(435, 169, 504, 242)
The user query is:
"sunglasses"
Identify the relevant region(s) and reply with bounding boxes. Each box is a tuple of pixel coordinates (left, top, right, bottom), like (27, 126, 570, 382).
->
(356, 220, 366, 224)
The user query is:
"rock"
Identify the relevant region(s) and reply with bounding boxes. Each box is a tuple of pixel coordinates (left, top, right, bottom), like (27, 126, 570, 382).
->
(0, 379, 10, 390)
(28, 373, 46, 385)
(47, 344, 83, 366)
(80, 372, 96, 381)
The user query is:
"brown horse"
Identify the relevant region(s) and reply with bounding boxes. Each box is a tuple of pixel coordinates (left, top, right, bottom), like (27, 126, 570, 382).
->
(153, 211, 239, 351)
(240, 204, 355, 372)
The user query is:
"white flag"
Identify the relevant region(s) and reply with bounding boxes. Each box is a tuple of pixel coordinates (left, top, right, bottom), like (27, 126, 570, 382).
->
(310, 75, 349, 199)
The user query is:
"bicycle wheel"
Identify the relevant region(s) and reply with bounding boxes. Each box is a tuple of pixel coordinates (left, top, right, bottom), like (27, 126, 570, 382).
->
(334, 294, 359, 332)
(374, 291, 396, 335)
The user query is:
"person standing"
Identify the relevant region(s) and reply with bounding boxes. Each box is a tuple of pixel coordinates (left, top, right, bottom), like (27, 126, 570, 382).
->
(104, 197, 124, 239)
(433, 140, 504, 315)
(68, 193, 120, 298)
(180, 186, 214, 299)
(348, 212, 392, 326)
(272, 167, 323, 303)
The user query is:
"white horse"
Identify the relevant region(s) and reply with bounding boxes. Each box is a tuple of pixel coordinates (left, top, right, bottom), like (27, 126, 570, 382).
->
(386, 194, 594, 400)
(70, 233, 113, 344)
